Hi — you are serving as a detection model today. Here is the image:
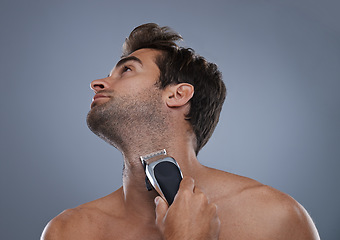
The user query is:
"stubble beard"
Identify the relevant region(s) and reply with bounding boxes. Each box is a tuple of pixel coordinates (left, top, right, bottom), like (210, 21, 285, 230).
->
(86, 89, 170, 154)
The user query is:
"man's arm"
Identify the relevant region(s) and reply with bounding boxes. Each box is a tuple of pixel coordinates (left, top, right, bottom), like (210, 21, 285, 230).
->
(155, 177, 221, 240)
(155, 177, 319, 240)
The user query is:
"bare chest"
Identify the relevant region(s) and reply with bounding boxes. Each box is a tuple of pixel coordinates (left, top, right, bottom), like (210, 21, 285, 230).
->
(88, 218, 162, 240)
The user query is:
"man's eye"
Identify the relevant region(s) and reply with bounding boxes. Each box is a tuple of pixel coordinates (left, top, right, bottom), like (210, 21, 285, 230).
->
(122, 66, 132, 73)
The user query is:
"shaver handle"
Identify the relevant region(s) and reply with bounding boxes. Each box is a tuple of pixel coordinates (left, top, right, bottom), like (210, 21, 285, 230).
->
(153, 161, 182, 205)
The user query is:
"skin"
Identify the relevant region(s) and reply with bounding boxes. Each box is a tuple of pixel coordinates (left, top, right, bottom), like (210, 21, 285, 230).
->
(41, 48, 320, 240)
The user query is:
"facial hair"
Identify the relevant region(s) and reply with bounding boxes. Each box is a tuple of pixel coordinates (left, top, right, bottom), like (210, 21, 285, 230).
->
(86, 88, 170, 154)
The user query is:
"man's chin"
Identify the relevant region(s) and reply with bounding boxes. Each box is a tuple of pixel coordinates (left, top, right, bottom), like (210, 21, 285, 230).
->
(86, 104, 105, 134)
(90, 100, 105, 109)
(86, 106, 123, 151)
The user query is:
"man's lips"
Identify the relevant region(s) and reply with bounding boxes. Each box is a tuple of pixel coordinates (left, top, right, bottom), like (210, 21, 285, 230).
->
(91, 94, 110, 107)
(92, 94, 110, 101)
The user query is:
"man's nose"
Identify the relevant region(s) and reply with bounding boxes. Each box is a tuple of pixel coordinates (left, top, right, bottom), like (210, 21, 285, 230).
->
(90, 78, 110, 93)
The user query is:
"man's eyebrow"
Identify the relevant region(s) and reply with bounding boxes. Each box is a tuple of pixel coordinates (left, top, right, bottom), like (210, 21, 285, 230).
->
(115, 56, 143, 68)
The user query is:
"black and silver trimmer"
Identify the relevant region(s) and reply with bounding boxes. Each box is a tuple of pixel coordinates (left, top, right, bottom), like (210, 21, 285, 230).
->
(140, 149, 183, 205)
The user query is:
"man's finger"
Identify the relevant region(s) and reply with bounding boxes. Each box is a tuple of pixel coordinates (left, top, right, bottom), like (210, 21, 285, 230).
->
(178, 176, 195, 193)
(155, 196, 168, 230)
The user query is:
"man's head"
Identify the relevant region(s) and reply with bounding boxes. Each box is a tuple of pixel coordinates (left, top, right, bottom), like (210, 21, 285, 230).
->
(122, 23, 226, 154)
(87, 48, 170, 154)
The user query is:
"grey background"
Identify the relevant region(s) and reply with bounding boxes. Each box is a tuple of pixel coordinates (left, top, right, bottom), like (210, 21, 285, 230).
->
(1, 0, 339, 239)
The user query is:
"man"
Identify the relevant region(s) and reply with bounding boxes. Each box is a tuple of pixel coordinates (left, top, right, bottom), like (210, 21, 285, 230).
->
(41, 23, 320, 239)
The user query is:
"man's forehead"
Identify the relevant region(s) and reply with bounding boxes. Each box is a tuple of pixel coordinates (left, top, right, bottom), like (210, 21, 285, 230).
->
(115, 56, 143, 69)
(126, 48, 161, 61)
(111, 48, 161, 72)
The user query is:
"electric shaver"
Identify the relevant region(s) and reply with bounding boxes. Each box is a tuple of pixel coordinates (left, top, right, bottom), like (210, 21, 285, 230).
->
(140, 149, 183, 205)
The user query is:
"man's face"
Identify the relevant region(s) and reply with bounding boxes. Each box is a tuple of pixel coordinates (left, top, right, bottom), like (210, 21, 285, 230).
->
(87, 48, 170, 150)
(90, 48, 162, 108)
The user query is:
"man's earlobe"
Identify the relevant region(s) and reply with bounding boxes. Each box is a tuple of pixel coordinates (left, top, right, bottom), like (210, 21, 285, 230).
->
(166, 83, 194, 107)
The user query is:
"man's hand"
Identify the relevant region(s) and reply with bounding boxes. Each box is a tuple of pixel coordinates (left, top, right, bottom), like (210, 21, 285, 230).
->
(155, 177, 220, 240)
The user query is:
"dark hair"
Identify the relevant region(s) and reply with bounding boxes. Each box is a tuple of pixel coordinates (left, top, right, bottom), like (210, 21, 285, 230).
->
(122, 23, 226, 154)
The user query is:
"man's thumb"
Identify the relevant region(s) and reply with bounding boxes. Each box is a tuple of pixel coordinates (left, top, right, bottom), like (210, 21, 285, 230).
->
(155, 196, 168, 229)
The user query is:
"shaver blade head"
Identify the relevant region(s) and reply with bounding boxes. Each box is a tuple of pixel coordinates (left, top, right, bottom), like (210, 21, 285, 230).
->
(140, 149, 167, 164)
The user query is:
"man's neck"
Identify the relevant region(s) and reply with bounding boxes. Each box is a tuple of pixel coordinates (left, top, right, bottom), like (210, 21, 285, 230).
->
(120, 143, 202, 223)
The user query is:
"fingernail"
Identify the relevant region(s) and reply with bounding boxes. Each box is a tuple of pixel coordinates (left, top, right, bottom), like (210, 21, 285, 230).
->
(154, 196, 160, 205)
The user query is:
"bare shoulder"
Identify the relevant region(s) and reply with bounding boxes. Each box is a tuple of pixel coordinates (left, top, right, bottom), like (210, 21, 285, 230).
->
(239, 184, 320, 239)
(203, 168, 320, 239)
(41, 190, 123, 240)
(41, 207, 93, 240)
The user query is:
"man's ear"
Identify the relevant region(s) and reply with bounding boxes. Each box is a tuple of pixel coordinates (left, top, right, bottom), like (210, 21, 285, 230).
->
(164, 83, 194, 108)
